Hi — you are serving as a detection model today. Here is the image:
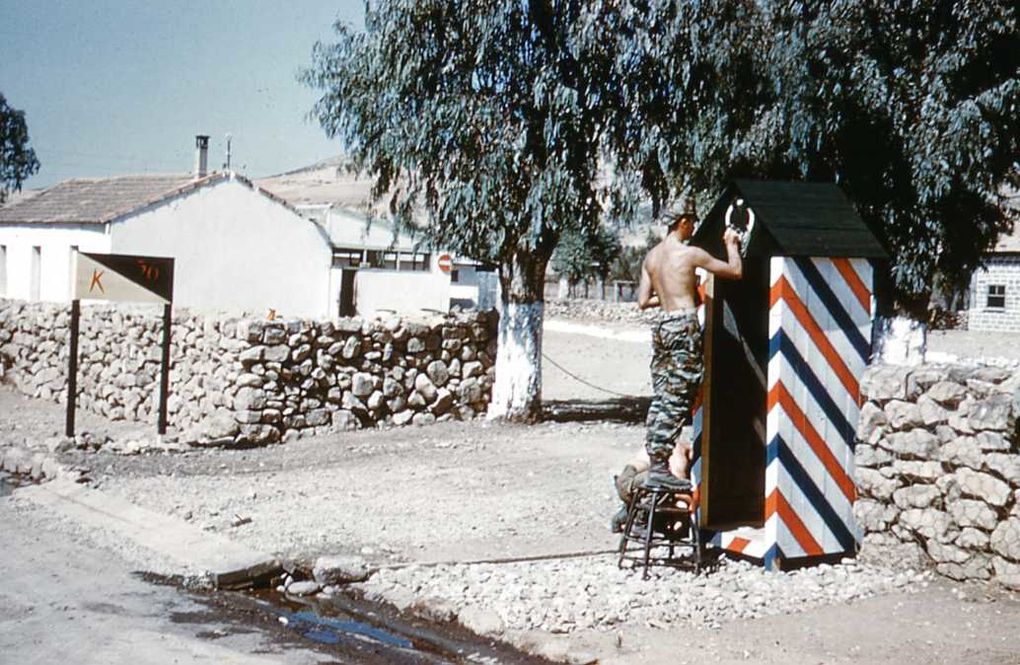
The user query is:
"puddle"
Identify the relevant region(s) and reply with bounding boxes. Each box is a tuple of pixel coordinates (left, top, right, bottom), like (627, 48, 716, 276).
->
(160, 574, 550, 664)
(249, 588, 549, 663)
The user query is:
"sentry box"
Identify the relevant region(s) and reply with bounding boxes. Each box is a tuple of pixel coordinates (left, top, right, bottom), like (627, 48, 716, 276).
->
(688, 180, 886, 570)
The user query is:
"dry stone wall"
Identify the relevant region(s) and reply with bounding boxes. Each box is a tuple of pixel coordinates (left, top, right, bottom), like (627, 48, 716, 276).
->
(0, 299, 497, 446)
(856, 363, 1020, 588)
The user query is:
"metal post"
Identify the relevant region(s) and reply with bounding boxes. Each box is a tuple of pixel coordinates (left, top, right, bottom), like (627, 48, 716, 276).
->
(158, 302, 172, 435)
(65, 299, 80, 437)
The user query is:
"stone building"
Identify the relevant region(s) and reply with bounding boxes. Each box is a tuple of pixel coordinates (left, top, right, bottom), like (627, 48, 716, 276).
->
(968, 191, 1020, 332)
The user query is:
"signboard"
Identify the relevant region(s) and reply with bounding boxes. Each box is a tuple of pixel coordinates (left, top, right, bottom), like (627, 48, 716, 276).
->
(74, 252, 174, 304)
(437, 253, 453, 274)
(66, 251, 176, 438)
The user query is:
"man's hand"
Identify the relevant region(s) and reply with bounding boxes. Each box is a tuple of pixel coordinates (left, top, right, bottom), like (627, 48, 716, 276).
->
(723, 227, 741, 247)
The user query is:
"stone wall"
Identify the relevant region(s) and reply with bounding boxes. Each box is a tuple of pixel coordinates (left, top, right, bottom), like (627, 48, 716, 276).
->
(856, 363, 1020, 588)
(0, 299, 497, 445)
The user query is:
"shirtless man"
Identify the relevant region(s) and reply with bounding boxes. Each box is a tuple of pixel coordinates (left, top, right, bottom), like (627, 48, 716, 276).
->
(637, 199, 743, 489)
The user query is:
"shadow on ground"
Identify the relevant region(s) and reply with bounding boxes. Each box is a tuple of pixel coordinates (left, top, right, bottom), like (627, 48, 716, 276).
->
(543, 396, 650, 424)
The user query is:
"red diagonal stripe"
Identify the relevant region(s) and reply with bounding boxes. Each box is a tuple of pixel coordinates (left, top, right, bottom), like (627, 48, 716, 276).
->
(769, 382, 857, 503)
(769, 276, 859, 400)
(728, 537, 751, 554)
(831, 258, 871, 315)
(766, 488, 823, 556)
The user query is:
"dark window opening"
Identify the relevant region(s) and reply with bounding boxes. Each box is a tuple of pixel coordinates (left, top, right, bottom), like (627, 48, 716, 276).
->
(987, 284, 1006, 309)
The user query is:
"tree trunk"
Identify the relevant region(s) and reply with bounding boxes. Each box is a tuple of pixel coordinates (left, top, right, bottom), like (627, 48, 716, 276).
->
(873, 315, 926, 366)
(487, 251, 548, 422)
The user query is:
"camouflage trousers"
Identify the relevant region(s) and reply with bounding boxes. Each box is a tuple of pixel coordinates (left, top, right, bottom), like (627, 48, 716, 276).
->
(645, 310, 703, 464)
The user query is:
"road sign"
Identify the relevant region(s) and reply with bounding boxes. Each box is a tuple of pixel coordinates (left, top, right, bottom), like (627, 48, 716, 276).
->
(74, 252, 174, 304)
(437, 253, 453, 274)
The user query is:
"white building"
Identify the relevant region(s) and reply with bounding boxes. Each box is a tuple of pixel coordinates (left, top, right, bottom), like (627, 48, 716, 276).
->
(0, 140, 335, 318)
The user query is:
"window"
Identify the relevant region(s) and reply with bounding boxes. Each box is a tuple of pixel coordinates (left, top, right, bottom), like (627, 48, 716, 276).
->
(987, 284, 1006, 309)
(30, 246, 41, 300)
(451, 269, 460, 283)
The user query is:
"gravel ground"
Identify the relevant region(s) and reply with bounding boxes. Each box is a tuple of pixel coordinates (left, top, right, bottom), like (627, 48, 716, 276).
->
(359, 555, 930, 634)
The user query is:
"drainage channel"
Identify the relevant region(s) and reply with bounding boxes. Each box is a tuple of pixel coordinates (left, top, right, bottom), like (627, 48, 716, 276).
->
(155, 574, 553, 664)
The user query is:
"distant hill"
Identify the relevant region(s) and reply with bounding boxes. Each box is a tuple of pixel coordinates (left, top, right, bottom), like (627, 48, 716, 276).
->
(256, 156, 382, 213)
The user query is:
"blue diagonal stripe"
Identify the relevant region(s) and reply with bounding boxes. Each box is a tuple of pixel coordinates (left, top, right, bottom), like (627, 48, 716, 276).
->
(769, 332, 856, 451)
(772, 434, 857, 553)
(791, 257, 870, 362)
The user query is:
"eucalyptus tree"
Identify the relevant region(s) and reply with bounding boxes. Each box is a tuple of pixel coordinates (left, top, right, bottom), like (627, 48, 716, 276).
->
(0, 93, 40, 204)
(593, 0, 1019, 332)
(304, 1, 612, 421)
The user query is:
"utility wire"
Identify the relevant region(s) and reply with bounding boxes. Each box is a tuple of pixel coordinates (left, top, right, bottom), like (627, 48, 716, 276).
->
(541, 351, 637, 398)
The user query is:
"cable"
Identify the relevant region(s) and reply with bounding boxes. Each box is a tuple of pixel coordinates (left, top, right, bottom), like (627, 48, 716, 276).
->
(541, 350, 637, 398)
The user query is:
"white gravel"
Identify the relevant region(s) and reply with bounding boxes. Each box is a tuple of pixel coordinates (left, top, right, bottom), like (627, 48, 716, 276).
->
(357, 554, 929, 634)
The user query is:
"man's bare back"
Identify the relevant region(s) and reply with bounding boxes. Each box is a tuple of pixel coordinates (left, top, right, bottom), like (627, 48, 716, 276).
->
(638, 218, 743, 311)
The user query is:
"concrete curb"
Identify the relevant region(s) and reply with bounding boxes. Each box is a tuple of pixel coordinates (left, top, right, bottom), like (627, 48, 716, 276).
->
(16, 479, 280, 589)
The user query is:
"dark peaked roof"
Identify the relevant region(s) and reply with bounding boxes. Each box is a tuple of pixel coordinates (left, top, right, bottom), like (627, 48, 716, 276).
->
(0, 172, 302, 225)
(693, 179, 886, 259)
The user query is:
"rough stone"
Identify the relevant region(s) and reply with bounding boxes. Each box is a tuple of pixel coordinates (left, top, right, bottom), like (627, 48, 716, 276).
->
(854, 499, 899, 532)
(392, 410, 414, 426)
(892, 484, 941, 509)
(891, 460, 943, 481)
(898, 508, 958, 543)
(313, 555, 371, 585)
(878, 430, 938, 457)
(458, 606, 505, 638)
(264, 344, 291, 363)
(993, 557, 1020, 590)
(855, 468, 900, 501)
(855, 443, 893, 468)
(856, 402, 887, 442)
(860, 365, 911, 402)
(949, 499, 999, 530)
(969, 393, 1013, 431)
(955, 467, 1011, 507)
(352, 372, 375, 398)
(937, 555, 993, 581)
(426, 360, 450, 387)
(991, 519, 1020, 561)
(414, 373, 438, 403)
(975, 431, 1010, 452)
(926, 381, 967, 406)
(925, 541, 970, 564)
(431, 388, 454, 416)
(233, 387, 267, 411)
(917, 395, 949, 426)
(955, 527, 990, 550)
(939, 436, 984, 470)
(985, 453, 1020, 484)
(885, 400, 922, 429)
(287, 580, 321, 596)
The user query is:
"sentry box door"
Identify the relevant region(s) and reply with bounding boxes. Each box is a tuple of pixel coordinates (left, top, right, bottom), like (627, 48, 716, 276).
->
(690, 180, 885, 567)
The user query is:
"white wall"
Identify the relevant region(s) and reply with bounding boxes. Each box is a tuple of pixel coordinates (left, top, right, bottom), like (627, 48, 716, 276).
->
(355, 269, 451, 317)
(0, 224, 110, 302)
(969, 256, 1020, 332)
(110, 178, 333, 318)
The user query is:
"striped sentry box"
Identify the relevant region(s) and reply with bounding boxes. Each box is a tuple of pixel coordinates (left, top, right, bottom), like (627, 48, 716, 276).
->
(691, 256, 874, 569)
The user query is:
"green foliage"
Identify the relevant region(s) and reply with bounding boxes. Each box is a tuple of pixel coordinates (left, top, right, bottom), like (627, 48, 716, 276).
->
(552, 223, 621, 285)
(0, 93, 40, 204)
(589, 0, 1019, 314)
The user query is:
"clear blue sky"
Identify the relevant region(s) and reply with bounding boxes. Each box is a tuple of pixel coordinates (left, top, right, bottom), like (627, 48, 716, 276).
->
(0, 0, 365, 188)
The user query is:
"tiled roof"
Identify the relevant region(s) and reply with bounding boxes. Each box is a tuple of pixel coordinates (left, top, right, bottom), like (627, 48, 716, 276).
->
(0, 173, 226, 225)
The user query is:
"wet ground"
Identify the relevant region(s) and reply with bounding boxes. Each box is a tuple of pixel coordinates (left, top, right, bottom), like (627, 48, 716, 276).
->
(167, 582, 551, 664)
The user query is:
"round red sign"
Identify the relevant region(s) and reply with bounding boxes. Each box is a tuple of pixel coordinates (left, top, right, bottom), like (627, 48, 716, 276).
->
(437, 253, 453, 273)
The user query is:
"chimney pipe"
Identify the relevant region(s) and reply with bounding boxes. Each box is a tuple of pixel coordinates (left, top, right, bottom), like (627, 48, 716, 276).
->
(194, 135, 209, 178)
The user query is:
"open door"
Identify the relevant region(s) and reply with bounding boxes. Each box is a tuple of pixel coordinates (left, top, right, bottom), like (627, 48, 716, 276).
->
(700, 258, 769, 530)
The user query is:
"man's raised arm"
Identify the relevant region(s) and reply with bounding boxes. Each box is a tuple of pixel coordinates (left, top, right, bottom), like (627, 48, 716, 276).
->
(693, 229, 743, 280)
